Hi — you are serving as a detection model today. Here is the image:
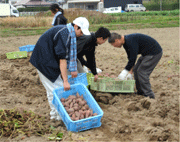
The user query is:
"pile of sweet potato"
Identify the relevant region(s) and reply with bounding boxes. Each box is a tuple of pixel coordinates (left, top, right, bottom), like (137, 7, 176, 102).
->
(60, 92, 98, 121)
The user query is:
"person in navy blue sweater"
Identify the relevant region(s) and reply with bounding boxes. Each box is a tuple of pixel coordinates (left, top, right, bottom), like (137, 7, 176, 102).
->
(108, 33, 163, 99)
(30, 17, 90, 120)
(50, 4, 67, 26)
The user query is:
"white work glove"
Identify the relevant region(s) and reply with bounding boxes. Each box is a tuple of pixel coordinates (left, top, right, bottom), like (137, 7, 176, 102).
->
(125, 73, 133, 80)
(96, 68, 102, 74)
(83, 66, 89, 73)
(118, 69, 129, 80)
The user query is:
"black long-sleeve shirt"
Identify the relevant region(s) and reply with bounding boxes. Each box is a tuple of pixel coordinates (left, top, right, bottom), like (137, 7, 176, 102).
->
(76, 33, 98, 75)
(123, 33, 162, 71)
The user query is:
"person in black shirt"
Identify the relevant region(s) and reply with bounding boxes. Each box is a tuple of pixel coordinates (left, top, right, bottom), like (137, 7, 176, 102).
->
(76, 27, 111, 81)
(108, 33, 163, 99)
(50, 4, 67, 26)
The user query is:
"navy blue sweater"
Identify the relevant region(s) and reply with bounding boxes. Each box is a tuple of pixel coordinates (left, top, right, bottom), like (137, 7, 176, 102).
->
(29, 25, 71, 83)
(123, 33, 162, 71)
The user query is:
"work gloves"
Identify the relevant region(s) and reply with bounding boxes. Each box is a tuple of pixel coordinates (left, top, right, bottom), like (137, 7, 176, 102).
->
(83, 66, 102, 74)
(118, 69, 133, 80)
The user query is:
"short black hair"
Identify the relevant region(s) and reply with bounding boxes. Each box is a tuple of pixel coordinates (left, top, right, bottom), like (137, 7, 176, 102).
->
(50, 4, 64, 15)
(71, 23, 81, 29)
(108, 33, 122, 43)
(95, 27, 111, 39)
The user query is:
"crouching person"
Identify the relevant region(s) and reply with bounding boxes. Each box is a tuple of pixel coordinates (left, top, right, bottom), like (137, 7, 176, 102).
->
(29, 17, 90, 120)
(76, 27, 111, 81)
(108, 33, 163, 99)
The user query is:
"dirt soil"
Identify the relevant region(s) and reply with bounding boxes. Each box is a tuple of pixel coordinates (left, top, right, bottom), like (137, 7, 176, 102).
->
(0, 27, 179, 141)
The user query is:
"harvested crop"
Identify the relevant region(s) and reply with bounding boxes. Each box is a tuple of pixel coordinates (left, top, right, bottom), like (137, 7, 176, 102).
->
(60, 93, 98, 121)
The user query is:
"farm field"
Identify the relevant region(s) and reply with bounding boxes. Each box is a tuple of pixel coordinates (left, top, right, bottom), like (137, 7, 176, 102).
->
(0, 27, 179, 141)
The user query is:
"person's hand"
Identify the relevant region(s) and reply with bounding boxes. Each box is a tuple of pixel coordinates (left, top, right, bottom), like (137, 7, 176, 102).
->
(71, 71, 78, 78)
(63, 81, 70, 91)
(118, 69, 129, 80)
(125, 73, 133, 80)
(94, 74, 98, 82)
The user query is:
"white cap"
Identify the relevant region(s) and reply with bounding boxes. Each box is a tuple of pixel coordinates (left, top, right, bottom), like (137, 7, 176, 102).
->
(73, 17, 90, 35)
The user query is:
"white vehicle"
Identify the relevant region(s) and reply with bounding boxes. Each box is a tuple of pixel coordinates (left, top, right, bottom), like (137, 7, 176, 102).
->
(125, 4, 146, 12)
(103, 6, 122, 14)
(0, 4, 19, 17)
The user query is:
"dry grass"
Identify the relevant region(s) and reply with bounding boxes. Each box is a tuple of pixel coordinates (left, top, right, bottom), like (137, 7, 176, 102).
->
(0, 16, 53, 28)
(0, 8, 115, 28)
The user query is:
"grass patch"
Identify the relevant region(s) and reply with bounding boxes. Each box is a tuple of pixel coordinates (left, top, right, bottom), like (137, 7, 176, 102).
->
(1, 20, 178, 37)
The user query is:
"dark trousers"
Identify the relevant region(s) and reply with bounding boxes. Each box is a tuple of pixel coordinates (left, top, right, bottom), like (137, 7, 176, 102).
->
(133, 52, 163, 98)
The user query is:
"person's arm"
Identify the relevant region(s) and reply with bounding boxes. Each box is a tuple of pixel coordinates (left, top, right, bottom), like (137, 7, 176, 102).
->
(78, 56, 88, 67)
(129, 67, 134, 74)
(85, 47, 97, 75)
(60, 59, 70, 91)
(124, 42, 139, 71)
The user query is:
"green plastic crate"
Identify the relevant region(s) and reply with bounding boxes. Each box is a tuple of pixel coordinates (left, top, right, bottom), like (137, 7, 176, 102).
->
(87, 73, 94, 85)
(6, 51, 27, 59)
(90, 77, 135, 93)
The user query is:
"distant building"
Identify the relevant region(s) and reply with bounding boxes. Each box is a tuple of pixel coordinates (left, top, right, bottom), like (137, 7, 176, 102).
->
(104, 0, 143, 10)
(63, 0, 102, 10)
(14, 0, 51, 7)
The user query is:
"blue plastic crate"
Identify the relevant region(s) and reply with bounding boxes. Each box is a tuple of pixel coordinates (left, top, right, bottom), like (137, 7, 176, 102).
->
(68, 73, 88, 86)
(19, 45, 35, 52)
(52, 83, 103, 132)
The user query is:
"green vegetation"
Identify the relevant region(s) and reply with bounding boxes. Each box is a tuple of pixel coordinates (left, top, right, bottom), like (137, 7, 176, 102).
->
(18, 7, 50, 12)
(143, 0, 179, 11)
(0, 9, 179, 37)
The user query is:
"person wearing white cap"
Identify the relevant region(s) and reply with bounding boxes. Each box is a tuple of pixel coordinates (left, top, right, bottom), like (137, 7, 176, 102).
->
(30, 17, 90, 121)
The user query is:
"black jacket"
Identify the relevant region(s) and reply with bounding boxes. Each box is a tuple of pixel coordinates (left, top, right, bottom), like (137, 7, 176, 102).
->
(29, 25, 71, 83)
(54, 14, 67, 26)
(77, 33, 98, 75)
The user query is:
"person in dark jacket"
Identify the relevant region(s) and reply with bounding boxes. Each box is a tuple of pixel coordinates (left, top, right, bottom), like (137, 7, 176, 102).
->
(29, 17, 90, 120)
(50, 4, 67, 26)
(108, 33, 163, 99)
(76, 27, 111, 81)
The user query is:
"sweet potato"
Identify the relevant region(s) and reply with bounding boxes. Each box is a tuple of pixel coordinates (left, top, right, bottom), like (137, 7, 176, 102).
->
(69, 112, 74, 117)
(74, 117, 79, 121)
(64, 107, 69, 111)
(64, 102, 70, 107)
(84, 104, 89, 110)
(68, 95, 76, 100)
(89, 109, 93, 116)
(72, 113, 76, 118)
(75, 111, 80, 118)
(70, 102, 74, 108)
(93, 113, 98, 116)
(72, 99, 76, 104)
(73, 106, 79, 111)
(80, 95, 84, 99)
(79, 100, 86, 106)
(81, 106, 86, 111)
(82, 110, 86, 116)
(60, 98, 65, 102)
(67, 108, 74, 114)
(76, 92, 80, 98)
(80, 114, 84, 119)
(76, 98, 82, 103)
(73, 103, 78, 107)
(85, 110, 90, 118)
(66, 99, 72, 104)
